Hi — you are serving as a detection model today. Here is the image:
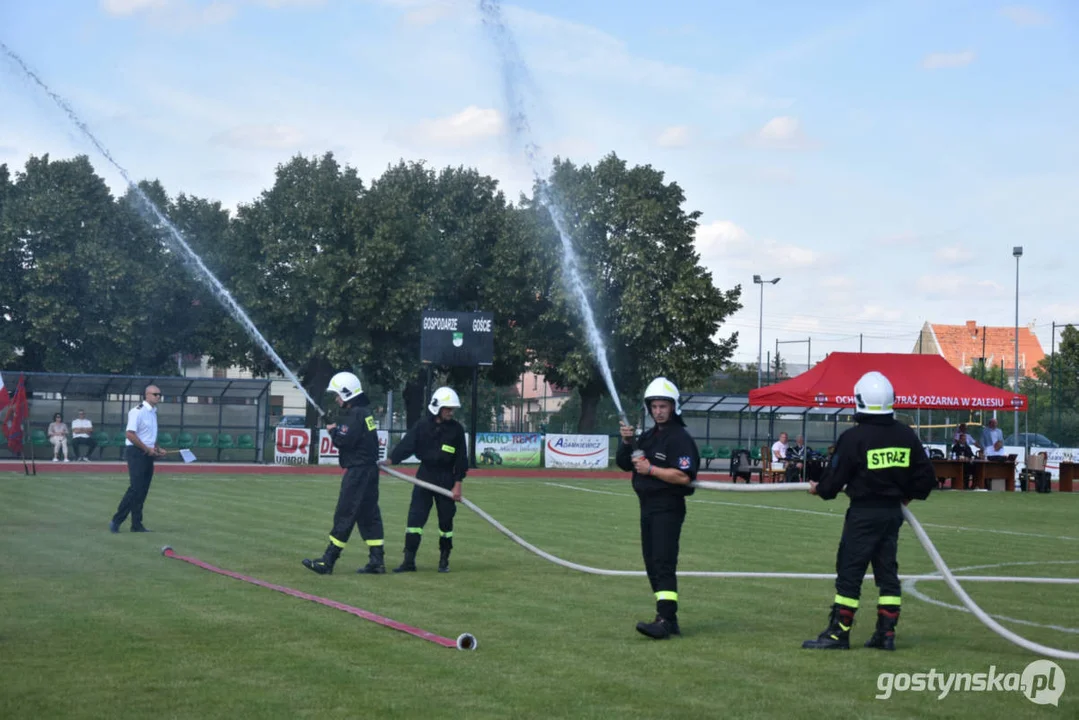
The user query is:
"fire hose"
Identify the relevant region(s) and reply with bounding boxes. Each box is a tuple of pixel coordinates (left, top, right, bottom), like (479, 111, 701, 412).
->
(379, 465, 1079, 661)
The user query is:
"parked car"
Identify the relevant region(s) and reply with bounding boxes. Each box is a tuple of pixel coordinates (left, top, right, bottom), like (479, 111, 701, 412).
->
(1003, 433, 1058, 448)
(276, 415, 306, 428)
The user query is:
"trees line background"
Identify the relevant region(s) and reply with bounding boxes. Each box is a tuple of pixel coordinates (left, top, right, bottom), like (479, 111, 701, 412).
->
(1, 151, 1075, 442)
(0, 151, 742, 434)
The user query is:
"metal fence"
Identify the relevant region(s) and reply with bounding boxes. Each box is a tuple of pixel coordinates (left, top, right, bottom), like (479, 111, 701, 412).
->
(1, 372, 272, 462)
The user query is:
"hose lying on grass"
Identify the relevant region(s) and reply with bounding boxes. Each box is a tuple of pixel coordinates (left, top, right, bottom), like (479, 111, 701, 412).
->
(380, 465, 1079, 661)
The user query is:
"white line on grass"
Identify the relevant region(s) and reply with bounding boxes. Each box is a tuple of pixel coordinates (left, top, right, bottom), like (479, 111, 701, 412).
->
(542, 482, 1079, 541)
(903, 560, 1079, 634)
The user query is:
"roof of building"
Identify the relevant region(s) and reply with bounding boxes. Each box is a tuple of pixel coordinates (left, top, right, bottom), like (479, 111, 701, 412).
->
(921, 321, 1045, 378)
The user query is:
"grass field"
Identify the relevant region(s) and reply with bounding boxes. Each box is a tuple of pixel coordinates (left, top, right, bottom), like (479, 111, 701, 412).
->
(1, 469, 1076, 719)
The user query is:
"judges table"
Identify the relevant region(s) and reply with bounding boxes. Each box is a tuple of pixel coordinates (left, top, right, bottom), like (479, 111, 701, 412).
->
(1060, 462, 1076, 493)
(932, 458, 1017, 491)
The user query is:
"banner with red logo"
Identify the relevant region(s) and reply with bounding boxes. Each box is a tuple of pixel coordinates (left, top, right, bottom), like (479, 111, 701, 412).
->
(274, 427, 311, 465)
(319, 429, 390, 465)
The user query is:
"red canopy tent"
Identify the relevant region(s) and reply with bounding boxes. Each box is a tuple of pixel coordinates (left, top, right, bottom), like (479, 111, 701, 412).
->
(748, 352, 1027, 411)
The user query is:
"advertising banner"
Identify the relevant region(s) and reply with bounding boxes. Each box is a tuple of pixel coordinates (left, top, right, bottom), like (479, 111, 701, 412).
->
(319, 429, 390, 465)
(475, 432, 542, 468)
(275, 427, 311, 465)
(544, 434, 609, 469)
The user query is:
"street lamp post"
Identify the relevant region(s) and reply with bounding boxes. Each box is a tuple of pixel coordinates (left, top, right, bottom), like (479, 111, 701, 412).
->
(753, 275, 781, 388)
(1013, 246, 1023, 451)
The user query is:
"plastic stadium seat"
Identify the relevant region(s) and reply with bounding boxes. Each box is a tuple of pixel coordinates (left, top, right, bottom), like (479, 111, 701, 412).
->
(237, 434, 255, 449)
(216, 433, 234, 449)
(31, 429, 49, 447)
(177, 432, 195, 449)
(196, 433, 215, 449)
(157, 432, 175, 449)
(716, 446, 732, 460)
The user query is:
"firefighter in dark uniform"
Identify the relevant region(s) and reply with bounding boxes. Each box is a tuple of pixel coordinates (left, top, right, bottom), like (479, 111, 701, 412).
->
(802, 371, 937, 650)
(384, 386, 468, 573)
(617, 377, 699, 640)
(302, 371, 386, 575)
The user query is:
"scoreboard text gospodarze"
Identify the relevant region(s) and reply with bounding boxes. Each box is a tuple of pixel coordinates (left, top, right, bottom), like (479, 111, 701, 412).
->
(420, 311, 494, 367)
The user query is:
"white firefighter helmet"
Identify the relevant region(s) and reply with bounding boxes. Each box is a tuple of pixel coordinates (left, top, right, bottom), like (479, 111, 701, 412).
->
(643, 376, 681, 416)
(327, 371, 362, 401)
(429, 386, 461, 415)
(854, 371, 894, 415)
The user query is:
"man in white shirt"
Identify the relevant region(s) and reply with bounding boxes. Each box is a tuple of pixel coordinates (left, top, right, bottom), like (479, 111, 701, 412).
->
(981, 417, 1006, 459)
(771, 432, 789, 470)
(110, 385, 167, 533)
(71, 409, 96, 462)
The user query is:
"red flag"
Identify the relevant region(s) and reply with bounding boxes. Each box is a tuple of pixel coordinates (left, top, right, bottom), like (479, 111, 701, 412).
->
(0, 371, 9, 413)
(1, 375, 28, 456)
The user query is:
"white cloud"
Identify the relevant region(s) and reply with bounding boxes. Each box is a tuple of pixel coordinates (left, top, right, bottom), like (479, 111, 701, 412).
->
(916, 273, 1003, 297)
(934, 245, 972, 263)
(211, 124, 305, 150)
(766, 242, 817, 267)
(657, 125, 691, 148)
(749, 116, 813, 150)
(396, 106, 504, 147)
(101, 0, 167, 15)
(854, 305, 904, 322)
(100, 0, 319, 25)
(921, 51, 976, 69)
(695, 220, 750, 262)
(1000, 5, 1049, 26)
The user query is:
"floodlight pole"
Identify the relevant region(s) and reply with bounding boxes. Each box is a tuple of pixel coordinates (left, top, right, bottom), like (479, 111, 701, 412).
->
(1013, 246, 1022, 453)
(753, 275, 780, 388)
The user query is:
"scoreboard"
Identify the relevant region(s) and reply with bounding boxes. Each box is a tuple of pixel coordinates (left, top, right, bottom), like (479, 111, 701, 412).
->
(420, 311, 494, 367)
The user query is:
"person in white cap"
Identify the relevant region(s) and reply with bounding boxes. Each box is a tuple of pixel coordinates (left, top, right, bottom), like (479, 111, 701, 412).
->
(302, 371, 385, 575)
(802, 371, 937, 651)
(383, 386, 468, 573)
(617, 376, 699, 640)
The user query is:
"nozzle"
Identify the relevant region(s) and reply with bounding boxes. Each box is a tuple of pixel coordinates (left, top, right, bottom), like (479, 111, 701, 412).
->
(456, 633, 478, 651)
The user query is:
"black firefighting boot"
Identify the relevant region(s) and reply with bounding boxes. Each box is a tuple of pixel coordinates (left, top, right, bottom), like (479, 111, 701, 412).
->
(802, 604, 855, 649)
(636, 598, 680, 639)
(302, 543, 341, 575)
(864, 606, 899, 650)
(438, 536, 452, 573)
(355, 545, 386, 574)
(393, 533, 421, 573)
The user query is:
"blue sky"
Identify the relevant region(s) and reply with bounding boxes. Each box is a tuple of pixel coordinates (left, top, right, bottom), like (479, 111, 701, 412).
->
(2, 0, 1077, 368)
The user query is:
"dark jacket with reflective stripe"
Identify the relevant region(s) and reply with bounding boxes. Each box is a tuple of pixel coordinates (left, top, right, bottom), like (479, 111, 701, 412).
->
(817, 414, 936, 505)
(616, 420, 699, 497)
(331, 395, 380, 468)
(390, 413, 468, 486)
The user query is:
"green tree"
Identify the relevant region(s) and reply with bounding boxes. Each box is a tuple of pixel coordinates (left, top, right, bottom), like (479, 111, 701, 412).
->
(523, 153, 743, 433)
(1033, 325, 1079, 445)
(966, 359, 1010, 389)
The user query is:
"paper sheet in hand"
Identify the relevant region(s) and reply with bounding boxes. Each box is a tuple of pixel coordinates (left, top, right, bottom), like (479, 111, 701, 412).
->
(179, 448, 197, 464)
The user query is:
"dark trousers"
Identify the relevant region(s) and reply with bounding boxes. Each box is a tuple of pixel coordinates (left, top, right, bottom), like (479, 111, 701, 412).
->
(113, 446, 155, 529)
(834, 503, 903, 602)
(329, 466, 383, 547)
(405, 483, 457, 537)
(72, 437, 97, 459)
(637, 491, 686, 616)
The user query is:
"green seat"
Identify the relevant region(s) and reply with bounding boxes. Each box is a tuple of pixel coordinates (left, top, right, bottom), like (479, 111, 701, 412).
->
(31, 429, 49, 447)
(114, 431, 129, 458)
(217, 433, 234, 449)
(158, 432, 175, 449)
(177, 432, 194, 449)
(93, 431, 110, 447)
(751, 447, 762, 461)
(237, 434, 255, 449)
(716, 446, 732, 460)
(700, 445, 717, 469)
(196, 433, 215, 449)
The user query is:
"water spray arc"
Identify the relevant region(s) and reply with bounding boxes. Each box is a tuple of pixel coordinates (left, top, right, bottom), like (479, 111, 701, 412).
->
(1, 43, 325, 417)
(478, 0, 628, 424)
